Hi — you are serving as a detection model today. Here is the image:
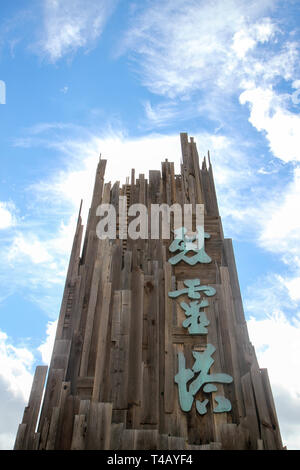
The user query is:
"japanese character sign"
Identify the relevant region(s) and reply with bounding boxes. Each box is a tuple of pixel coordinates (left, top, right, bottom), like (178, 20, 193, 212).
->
(168, 278, 216, 300)
(175, 344, 233, 415)
(168, 226, 212, 265)
(181, 300, 210, 335)
(167, 220, 233, 418)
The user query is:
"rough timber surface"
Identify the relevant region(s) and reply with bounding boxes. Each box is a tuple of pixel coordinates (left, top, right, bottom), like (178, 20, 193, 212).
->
(14, 133, 282, 451)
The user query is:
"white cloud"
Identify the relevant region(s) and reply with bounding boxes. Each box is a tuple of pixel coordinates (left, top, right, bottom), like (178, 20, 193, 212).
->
(232, 17, 276, 59)
(0, 206, 78, 317)
(28, 129, 183, 219)
(232, 30, 257, 59)
(0, 330, 34, 401)
(240, 86, 300, 163)
(252, 167, 300, 321)
(37, 320, 57, 365)
(245, 272, 298, 320)
(0, 202, 17, 229)
(121, 0, 278, 98)
(36, 0, 117, 61)
(4, 225, 73, 280)
(7, 233, 54, 265)
(0, 381, 27, 450)
(121, 0, 300, 149)
(282, 276, 300, 302)
(0, 321, 59, 449)
(248, 311, 300, 395)
(257, 166, 300, 263)
(0, 329, 35, 449)
(247, 311, 300, 449)
(143, 101, 180, 127)
(244, 268, 300, 450)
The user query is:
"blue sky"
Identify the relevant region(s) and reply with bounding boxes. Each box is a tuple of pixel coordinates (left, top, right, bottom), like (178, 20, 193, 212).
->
(0, 0, 300, 449)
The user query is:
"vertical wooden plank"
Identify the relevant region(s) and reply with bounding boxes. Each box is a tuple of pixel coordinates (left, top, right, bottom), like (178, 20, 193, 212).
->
(205, 288, 228, 443)
(131, 168, 135, 186)
(110, 423, 124, 450)
(81, 158, 107, 263)
(241, 372, 261, 449)
(87, 240, 113, 389)
(127, 268, 144, 420)
(13, 424, 27, 450)
(46, 407, 60, 450)
(54, 381, 71, 448)
(223, 239, 248, 326)
(76, 231, 101, 383)
(257, 439, 264, 450)
(110, 243, 123, 291)
(32, 433, 40, 450)
(49, 339, 71, 371)
(213, 316, 233, 440)
(170, 162, 176, 204)
(121, 251, 132, 290)
(158, 265, 166, 434)
(79, 240, 103, 377)
(219, 423, 250, 450)
(141, 271, 159, 424)
(158, 434, 169, 449)
(164, 258, 174, 413)
(201, 167, 215, 216)
(79, 230, 99, 335)
(168, 436, 186, 450)
(55, 203, 83, 341)
(18, 365, 47, 449)
(219, 266, 245, 421)
(250, 365, 277, 449)
(92, 281, 112, 402)
(71, 399, 90, 450)
(164, 344, 188, 440)
(260, 368, 283, 449)
(110, 291, 121, 406)
(57, 395, 80, 450)
(111, 291, 131, 411)
(188, 174, 196, 211)
(180, 133, 191, 204)
(38, 418, 50, 450)
(71, 414, 87, 450)
(149, 170, 161, 204)
(190, 140, 204, 205)
(85, 402, 112, 450)
(120, 429, 137, 450)
(207, 151, 220, 216)
(37, 368, 64, 434)
(135, 430, 158, 450)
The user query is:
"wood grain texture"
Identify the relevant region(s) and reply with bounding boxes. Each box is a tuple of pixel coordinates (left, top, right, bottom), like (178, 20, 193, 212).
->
(14, 133, 282, 450)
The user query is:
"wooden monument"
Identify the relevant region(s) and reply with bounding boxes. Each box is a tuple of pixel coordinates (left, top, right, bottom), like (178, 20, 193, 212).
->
(14, 133, 283, 450)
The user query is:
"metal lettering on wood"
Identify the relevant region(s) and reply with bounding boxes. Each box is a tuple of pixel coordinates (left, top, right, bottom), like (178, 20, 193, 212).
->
(168, 226, 212, 265)
(168, 228, 233, 419)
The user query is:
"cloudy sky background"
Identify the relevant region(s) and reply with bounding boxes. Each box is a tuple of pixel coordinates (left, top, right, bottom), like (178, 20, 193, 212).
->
(0, 0, 300, 449)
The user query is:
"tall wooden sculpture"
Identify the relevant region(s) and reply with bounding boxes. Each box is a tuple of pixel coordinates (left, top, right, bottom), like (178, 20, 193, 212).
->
(14, 133, 283, 450)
